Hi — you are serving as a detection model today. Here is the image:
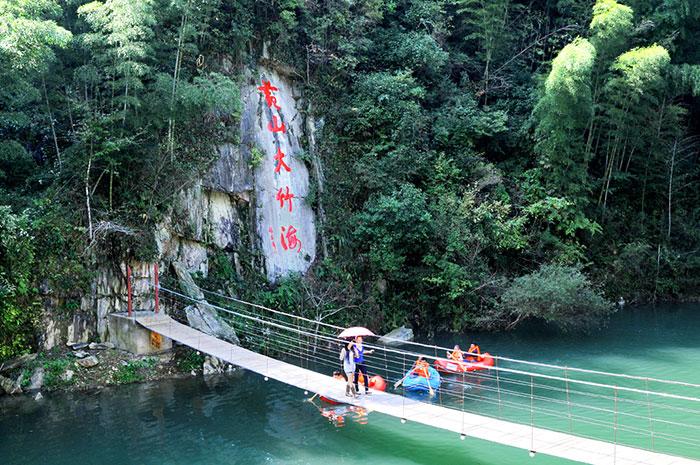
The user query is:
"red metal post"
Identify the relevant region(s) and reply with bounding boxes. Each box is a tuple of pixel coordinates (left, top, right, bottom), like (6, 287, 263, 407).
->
(127, 265, 133, 317)
(154, 263, 160, 314)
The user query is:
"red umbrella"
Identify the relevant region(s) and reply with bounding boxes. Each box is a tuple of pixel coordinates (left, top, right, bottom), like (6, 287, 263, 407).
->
(338, 326, 376, 339)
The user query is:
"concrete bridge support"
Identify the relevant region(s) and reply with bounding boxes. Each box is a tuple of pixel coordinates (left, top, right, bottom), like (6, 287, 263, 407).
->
(108, 311, 173, 354)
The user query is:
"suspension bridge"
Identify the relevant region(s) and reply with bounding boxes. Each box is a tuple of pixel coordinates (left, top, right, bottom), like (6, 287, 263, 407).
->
(128, 283, 700, 465)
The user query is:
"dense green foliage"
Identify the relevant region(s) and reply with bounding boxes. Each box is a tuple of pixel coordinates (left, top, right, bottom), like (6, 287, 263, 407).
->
(194, 0, 699, 334)
(1, 0, 699, 357)
(258, 0, 700, 332)
(485, 264, 614, 332)
(0, 207, 36, 360)
(0, 0, 242, 359)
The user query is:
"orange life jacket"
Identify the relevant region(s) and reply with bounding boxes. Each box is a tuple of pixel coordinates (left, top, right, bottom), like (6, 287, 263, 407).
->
(467, 344, 482, 361)
(413, 360, 430, 378)
(449, 350, 463, 361)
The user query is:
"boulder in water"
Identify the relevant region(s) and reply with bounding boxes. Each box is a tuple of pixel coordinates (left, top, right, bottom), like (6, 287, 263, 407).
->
(202, 355, 225, 376)
(28, 368, 45, 391)
(0, 374, 21, 395)
(377, 326, 414, 346)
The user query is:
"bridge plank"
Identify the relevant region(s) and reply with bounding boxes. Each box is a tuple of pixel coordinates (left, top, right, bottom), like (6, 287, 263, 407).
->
(136, 314, 699, 465)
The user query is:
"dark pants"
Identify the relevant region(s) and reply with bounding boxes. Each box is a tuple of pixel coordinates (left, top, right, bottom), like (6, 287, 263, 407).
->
(354, 364, 369, 392)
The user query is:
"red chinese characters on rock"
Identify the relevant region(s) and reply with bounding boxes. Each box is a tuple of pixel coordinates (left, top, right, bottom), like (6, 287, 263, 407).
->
(268, 115, 286, 133)
(274, 147, 291, 174)
(257, 80, 281, 110)
(280, 226, 302, 252)
(268, 227, 277, 251)
(268, 225, 303, 253)
(276, 186, 294, 212)
(258, 79, 303, 255)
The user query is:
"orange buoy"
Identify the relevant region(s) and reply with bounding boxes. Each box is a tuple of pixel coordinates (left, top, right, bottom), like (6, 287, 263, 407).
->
(321, 374, 386, 403)
(369, 375, 386, 391)
(357, 374, 387, 391)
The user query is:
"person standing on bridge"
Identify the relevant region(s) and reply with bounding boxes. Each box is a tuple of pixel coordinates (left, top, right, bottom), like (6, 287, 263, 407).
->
(340, 341, 359, 398)
(353, 336, 374, 395)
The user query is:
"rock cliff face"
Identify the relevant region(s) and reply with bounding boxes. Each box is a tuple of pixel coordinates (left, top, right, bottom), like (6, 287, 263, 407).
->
(155, 64, 317, 280)
(243, 67, 317, 280)
(42, 262, 156, 349)
(41, 60, 319, 348)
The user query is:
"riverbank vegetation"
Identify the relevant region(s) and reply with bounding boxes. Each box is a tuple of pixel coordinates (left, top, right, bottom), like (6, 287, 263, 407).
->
(1, 0, 699, 359)
(1, 347, 208, 394)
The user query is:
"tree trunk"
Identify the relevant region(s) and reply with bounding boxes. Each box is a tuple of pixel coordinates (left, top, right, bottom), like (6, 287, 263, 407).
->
(639, 159, 650, 231)
(168, 8, 189, 162)
(653, 242, 661, 302)
(667, 138, 677, 239)
(85, 153, 93, 241)
(109, 165, 114, 213)
(43, 77, 62, 170)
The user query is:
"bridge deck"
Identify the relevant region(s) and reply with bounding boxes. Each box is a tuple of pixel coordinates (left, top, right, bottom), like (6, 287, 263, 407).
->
(135, 314, 698, 465)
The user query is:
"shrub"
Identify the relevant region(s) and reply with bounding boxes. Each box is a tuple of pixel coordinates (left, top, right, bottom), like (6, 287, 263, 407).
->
(113, 358, 158, 384)
(249, 146, 265, 169)
(43, 358, 72, 388)
(175, 349, 205, 373)
(486, 264, 615, 332)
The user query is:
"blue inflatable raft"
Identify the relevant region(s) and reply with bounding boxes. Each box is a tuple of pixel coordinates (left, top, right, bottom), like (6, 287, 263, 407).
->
(402, 366, 441, 393)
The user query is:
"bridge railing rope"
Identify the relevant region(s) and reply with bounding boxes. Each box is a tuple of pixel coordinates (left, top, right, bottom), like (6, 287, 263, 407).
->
(196, 286, 700, 392)
(157, 286, 700, 461)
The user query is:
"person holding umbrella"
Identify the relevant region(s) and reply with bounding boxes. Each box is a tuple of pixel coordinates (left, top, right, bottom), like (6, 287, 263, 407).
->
(353, 336, 374, 395)
(337, 326, 376, 396)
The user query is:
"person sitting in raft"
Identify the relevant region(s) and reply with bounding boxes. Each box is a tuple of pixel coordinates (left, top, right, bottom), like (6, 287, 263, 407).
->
(446, 345, 464, 361)
(412, 356, 431, 378)
(339, 341, 359, 398)
(466, 343, 482, 362)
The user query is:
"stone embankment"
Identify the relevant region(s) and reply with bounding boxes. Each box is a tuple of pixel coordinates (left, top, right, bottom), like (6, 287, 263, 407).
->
(0, 342, 237, 399)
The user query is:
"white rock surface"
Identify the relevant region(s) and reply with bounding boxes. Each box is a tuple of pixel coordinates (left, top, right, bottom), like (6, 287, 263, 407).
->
(89, 342, 114, 350)
(242, 68, 316, 280)
(378, 326, 415, 346)
(173, 262, 240, 345)
(28, 368, 45, 391)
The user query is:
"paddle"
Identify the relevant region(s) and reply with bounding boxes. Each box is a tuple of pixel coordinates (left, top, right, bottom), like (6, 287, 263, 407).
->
(426, 369, 436, 397)
(394, 371, 411, 389)
(395, 361, 436, 397)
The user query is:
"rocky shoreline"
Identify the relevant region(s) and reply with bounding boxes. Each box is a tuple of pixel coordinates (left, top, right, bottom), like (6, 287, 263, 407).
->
(0, 344, 236, 399)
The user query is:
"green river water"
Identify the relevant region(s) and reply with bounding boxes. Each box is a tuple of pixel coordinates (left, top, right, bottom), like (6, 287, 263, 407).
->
(1, 303, 698, 465)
